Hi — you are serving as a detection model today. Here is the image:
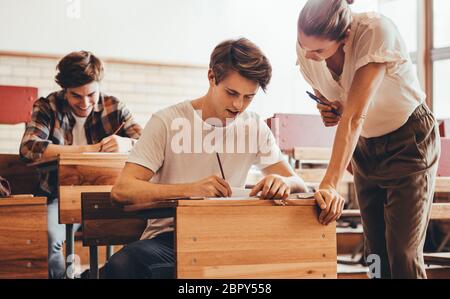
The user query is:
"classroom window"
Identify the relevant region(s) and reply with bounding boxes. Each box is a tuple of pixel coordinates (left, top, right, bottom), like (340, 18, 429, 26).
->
(378, 0, 418, 53)
(433, 59, 450, 119)
(352, 0, 418, 53)
(433, 0, 450, 48)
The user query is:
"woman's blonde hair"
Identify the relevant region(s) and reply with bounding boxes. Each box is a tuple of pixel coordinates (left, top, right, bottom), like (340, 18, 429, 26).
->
(298, 0, 354, 41)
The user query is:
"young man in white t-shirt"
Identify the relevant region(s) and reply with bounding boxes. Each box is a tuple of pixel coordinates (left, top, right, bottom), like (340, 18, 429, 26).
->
(105, 38, 309, 279)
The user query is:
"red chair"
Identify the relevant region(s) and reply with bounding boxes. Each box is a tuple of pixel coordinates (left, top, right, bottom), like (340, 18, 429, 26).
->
(266, 113, 336, 151)
(439, 120, 450, 138)
(0, 85, 38, 125)
(437, 138, 450, 177)
(0, 85, 39, 195)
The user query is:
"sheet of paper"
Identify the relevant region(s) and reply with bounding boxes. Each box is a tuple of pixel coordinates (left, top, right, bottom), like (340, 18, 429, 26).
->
(231, 187, 253, 198)
(207, 187, 256, 200)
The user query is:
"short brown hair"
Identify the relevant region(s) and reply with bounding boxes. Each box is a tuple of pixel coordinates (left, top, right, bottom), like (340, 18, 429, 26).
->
(55, 51, 104, 88)
(209, 38, 272, 92)
(298, 0, 354, 41)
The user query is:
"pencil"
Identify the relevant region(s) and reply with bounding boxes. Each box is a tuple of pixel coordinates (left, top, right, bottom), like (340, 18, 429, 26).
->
(99, 122, 126, 152)
(113, 122, 126, 135)
(215, 152, 226, 180)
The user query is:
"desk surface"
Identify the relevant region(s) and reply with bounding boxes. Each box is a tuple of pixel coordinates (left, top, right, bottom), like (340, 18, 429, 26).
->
(29, 153, 129, 167)
(436, 176, 450, 193)
(123, 197, 317, 213)
(0, 196, 46, 207)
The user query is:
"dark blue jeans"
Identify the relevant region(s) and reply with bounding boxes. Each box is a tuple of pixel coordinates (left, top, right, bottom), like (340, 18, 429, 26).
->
(103, 232, 175, 279)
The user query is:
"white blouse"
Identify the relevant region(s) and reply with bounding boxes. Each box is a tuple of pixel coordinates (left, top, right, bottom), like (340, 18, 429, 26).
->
(296, 12, 426, 138)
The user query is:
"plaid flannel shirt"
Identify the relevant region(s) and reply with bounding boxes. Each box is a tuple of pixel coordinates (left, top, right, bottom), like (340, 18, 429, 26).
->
(20, 90, 142, 197)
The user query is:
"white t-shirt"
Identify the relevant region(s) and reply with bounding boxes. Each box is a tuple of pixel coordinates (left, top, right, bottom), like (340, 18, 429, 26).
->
(296, 12, 425, 138)
(71, 113, 88, 145)
(128, 100, 285, 239)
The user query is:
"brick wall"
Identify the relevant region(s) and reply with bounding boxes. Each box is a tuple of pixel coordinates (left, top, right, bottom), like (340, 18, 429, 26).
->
(0, 54, 208, 154)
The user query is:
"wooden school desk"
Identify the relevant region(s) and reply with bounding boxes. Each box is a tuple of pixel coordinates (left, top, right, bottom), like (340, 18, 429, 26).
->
(82, 193, 337, 279)
(30, 153, 128, 278)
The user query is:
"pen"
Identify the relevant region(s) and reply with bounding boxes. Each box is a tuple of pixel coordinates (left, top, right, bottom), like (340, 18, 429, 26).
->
(306, 91, 341, 116)
(215, 152, 226, 180)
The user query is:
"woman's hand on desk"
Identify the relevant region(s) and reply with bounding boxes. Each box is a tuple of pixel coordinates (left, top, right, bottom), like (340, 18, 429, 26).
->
(317, 99, 343, 127)
(249, 174, 290, 199)
(187, 175, 232, 197)
(314, 185, 345, 225)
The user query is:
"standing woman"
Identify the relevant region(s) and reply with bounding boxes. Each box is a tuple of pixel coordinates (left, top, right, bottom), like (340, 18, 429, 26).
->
(296, 0, 440, 278)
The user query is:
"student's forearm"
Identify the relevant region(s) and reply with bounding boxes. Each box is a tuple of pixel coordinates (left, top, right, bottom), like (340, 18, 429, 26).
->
(111, 178, 192, 205)
(321, 116, 363, 189)
(41, 143, 101, 159)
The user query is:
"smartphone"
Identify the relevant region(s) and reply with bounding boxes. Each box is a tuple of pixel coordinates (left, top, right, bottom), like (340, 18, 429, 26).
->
(306, 91, 341, 116)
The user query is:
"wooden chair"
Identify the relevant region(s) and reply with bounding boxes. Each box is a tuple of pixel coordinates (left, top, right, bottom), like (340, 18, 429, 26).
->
(81, 192, 173, 278)
(0, 154, 40, 195)
(292, 147, 355, 207)
(0, 85, 40, 195)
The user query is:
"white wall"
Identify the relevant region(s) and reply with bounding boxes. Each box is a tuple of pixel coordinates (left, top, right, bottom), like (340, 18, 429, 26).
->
(0, 0, 316, 118)
(1, 0, 419, 119)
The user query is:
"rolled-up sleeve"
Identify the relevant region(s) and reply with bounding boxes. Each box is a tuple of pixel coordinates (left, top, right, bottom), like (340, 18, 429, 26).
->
(19, 99, 53, 162)
(118, 101, 142, 139)
(353, 16, 408, 75)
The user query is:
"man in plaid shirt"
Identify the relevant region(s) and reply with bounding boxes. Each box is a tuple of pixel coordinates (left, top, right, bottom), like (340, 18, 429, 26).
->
(20, 51, 142, 278)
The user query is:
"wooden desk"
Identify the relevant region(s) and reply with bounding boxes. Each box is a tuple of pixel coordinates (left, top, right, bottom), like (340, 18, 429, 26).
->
(435, 177, 450, 193)
(83, 193, 337, 279)
(31, 153, 128, 278)
(0, 196, 47, 278)
(30, 153, 128, 224)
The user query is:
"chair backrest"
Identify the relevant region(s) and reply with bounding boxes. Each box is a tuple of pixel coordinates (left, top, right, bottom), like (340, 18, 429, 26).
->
(0, 154, 40, 195)
(81, 192, 174, 247)
(266, 114, 336, 152)
(293, 147, 353, 184)
(439, 120, 450, 137)
(438, 138, 450, 177)
(0, 85, 38, 124)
